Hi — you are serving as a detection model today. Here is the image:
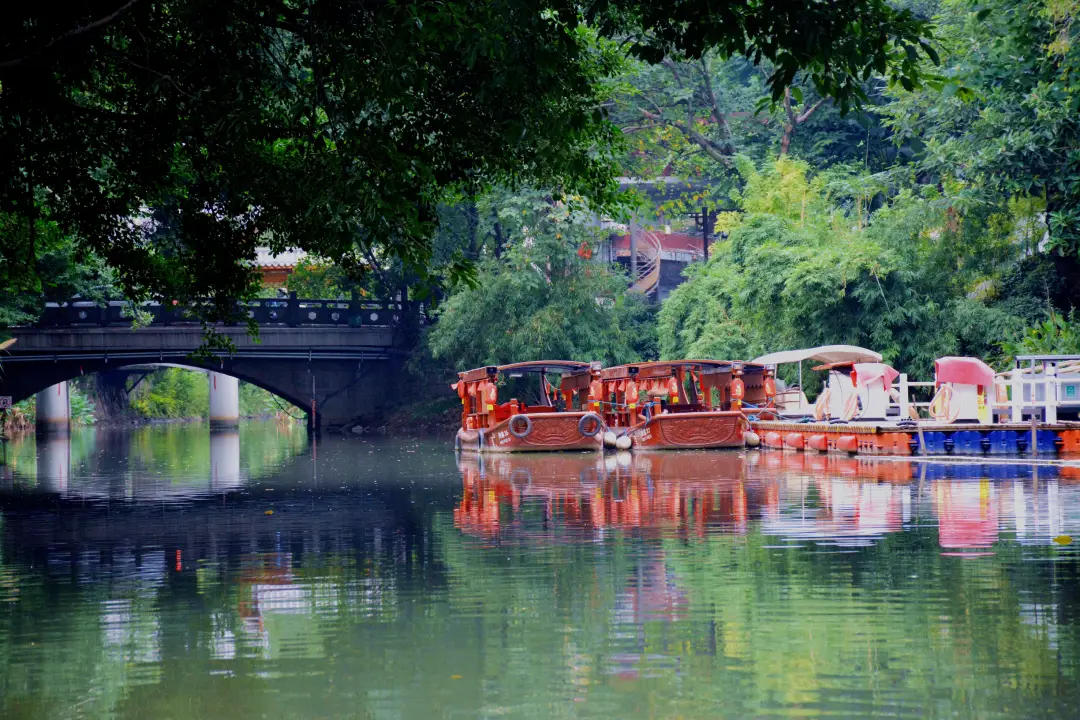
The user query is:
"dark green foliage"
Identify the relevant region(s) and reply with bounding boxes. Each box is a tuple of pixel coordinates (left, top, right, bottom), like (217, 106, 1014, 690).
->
(1002, 311, 1080, 357)
(0, 1, 932, 314)
(591, 0, 932, 109)
(286, 258, 353, 300)
(0, 216, 115, 327)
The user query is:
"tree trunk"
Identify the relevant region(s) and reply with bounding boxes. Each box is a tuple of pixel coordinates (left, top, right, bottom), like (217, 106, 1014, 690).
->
(466, 199, 480, 258)
(492, 215, 505, 259)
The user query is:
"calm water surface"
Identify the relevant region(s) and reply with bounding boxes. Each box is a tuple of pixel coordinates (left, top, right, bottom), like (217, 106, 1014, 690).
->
(2, 421, 1080, 718)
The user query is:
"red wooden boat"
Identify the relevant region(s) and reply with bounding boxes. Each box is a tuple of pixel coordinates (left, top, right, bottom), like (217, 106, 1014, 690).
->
(453, 361, 605, 453)
(598, 360, 767, 449)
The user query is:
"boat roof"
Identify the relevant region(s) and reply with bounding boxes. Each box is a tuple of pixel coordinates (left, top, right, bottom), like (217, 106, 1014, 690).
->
(0, 338, 16, 352)
(639, 359, 762, 370)
(601, 359, 762, 380)
(458, 360, 593, 382)
(753, 345, 882, 366)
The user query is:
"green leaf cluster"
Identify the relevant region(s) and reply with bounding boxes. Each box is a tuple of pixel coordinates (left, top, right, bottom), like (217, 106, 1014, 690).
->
(658, 158, 1043, 381)
(129, 368, 210, 419)
(424, 191, 655, 370)
(882, 0, 1080, 257)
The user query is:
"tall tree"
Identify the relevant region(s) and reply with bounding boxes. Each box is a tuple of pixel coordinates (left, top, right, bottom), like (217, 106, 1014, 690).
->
(884, 0, 1080, 269)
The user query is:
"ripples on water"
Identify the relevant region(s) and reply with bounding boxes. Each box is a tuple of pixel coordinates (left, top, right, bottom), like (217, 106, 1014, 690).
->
(1, 421, 1080, 718)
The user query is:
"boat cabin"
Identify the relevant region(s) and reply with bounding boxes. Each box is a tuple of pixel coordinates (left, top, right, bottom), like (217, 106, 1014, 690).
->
(597, 360, 767, 429)
(455, 361, 600, 431)
(453, 361, 606, 453)
(932, 356, 995, 424)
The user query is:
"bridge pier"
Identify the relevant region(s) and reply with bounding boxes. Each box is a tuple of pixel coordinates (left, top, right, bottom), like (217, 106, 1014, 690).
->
(36, 382, 70, 436)
(208, 372, 240, 428)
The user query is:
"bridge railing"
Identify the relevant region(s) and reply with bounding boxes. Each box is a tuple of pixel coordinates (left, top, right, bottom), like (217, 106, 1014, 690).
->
(36, 298, 414, 328)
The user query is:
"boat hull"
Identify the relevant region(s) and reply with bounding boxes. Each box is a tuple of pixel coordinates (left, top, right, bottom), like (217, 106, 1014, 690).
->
(456, 412, 604, 453)
(623, 411, 747, 450)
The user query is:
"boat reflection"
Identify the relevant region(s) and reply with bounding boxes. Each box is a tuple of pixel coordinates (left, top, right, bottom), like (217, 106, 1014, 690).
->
(456, 451, 1080, 550)
(455, 451, 759, 539)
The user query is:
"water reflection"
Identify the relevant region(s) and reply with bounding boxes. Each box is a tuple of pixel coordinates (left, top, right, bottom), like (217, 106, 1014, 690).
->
(209, 429, 242, 491)
(1, 428, 1080, 718)
(36, 433, 71, 492)
(2, 422, 307, 500)
(456, 451, 1080, 552)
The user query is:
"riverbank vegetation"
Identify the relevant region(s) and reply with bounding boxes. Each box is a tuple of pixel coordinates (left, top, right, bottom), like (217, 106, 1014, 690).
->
(424, 191, 656, 370)
(2, 383, 97, 436)
(421, 0, 1080, 379)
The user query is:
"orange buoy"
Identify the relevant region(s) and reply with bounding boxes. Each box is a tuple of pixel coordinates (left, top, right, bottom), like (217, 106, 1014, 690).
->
(764, 432, 784, 449)
(807, 434, 828, 452)
(836, 435, 859, 454)
(784, 432, 805, 449)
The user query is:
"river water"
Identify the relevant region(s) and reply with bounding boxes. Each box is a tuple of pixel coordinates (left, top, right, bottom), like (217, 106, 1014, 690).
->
(1, 421, 1080, 719)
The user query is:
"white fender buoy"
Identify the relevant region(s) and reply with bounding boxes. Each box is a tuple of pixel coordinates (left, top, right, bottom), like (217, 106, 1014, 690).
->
(603, 431, 618, 448)
(615, 435, 632, 451)
(744, 431, 761, 448)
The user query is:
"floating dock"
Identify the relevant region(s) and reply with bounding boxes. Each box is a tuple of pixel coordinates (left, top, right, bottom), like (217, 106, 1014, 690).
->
(750, 420, 1080, 456)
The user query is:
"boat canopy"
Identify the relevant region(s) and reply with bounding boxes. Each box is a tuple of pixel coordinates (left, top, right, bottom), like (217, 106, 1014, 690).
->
(0, 338, 16, 352)
(457, 360, 594, 383)
(753, 345, 882, 366)
(935, 357, 995, 388)
(852, 363, 900, 390)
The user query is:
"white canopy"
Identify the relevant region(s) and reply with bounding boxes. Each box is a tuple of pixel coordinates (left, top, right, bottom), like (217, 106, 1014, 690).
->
(753, 345, 882, 366)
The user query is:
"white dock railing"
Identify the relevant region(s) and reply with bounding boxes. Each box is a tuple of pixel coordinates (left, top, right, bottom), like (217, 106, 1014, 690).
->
(895, 374, 936, 414)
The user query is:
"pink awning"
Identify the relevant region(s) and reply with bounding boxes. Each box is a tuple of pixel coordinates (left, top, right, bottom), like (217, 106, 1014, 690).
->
(851, 363, 899, 391)
(935, 357, 995, 387)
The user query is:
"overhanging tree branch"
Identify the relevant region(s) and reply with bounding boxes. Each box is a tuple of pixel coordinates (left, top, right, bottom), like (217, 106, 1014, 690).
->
(638, 108, 732, 166)
(0, 0, 143, 70)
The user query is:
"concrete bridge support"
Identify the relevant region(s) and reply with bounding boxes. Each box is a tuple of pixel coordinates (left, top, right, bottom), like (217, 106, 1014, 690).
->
(208, 372, 240, 428)
(36, 382, 70, 436)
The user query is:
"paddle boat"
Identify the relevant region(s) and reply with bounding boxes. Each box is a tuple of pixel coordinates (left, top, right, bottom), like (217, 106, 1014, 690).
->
(453, 361, 605, 453)
(752, 345, 891, 419)
(751, 345, 917, 454)
(751, 347, 1080, 456)
(596, 360, 766, 449)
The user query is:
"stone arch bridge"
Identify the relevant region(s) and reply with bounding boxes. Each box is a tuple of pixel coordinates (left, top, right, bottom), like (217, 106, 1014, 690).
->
(0, 298, 422, 433)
